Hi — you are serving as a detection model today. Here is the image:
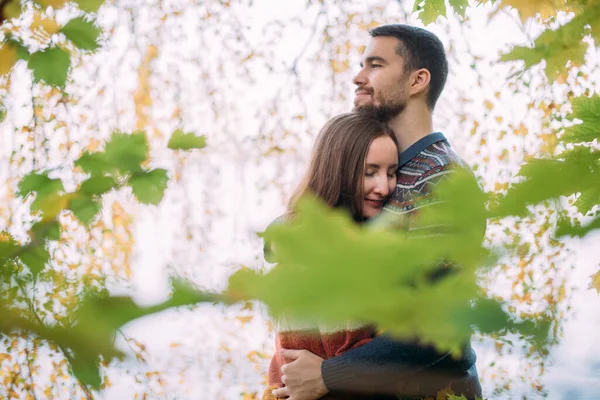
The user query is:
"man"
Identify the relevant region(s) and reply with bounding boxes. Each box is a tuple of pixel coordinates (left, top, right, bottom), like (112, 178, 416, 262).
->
(272, 25, 483, 400)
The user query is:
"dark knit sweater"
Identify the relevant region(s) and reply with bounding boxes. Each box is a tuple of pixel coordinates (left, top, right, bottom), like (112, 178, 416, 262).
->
(321, 132, 483, 400)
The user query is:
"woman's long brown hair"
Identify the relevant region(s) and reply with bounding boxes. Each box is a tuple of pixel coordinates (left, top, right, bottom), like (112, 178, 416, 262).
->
(287, 112, 397, 222)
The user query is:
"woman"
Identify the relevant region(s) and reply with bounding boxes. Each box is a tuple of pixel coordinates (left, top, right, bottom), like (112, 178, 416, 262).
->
(263, 112, 399, 399)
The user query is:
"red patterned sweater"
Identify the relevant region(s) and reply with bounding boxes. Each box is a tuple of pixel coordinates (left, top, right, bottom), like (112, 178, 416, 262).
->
(263, 319, 377, 400)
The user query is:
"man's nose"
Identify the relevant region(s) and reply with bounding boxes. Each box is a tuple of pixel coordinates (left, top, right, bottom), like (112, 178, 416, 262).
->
(353, 68, 367, 86)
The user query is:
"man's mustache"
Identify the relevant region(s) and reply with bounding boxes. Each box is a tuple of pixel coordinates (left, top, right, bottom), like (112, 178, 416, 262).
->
(355, 87, 373, 95)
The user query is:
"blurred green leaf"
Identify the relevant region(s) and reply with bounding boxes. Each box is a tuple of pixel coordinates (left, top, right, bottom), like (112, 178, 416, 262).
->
(73, 0, 105, 12)
(449, 0, 468, 17)
(30, 221, 61, 242)
(19, 245, 50, 277)
(492, 147, 598, 218)
(70, 195, 101, 226)
(80, 176, 116, 196)
(229, 186, 488, 353)
(61, 277, 221, 382)
(168, 129, 207, 150)
(128, 169, 168, 205)
(61, 17, 101, 51)
(0, 104, 5, 123)
(28, 47, 71, 88)
(556, 215, 600, 238)
(561, 95, 600, 143)
(413, 0, 446, 25)
(17, 172, 65, 211)
(75, 151, 112, 176)
(0, 233, 20, 261)
(104, 132, 148, 175)
(69, 353, 102, 390)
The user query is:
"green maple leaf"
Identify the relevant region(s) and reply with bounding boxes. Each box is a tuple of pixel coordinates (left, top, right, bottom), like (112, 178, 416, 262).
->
(30, 221, 61, 242)
(75, 151, 112, 176)
(103, 132, 148, 175)
(413, 0, 446, 25)
(168, 129, 207, 150)
(557, 215, 600, 238)
(449, 0, 468, 17)
(69, 354, 102, 390)
(128, 169, 169, 205)
(79, 175, 116, 196)
(492, 145, 598, 218)
(19, 245, 50, 277)
(574, 184, 600, 216)
(0, 233, 20, 262)
(500, 5, 596, 82)
(73, 0, 105, 12)
(28, 47, 71, 88)
(17, 172, 65, 211)
(561, 95, 600, 144)
(61, 17, 101, 52)
(69, 195, 101, 226)
(62, 278, 220, 389)
(229, 191, 486, 352)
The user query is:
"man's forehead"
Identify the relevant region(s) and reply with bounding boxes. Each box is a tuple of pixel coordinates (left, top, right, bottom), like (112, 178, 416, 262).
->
(365, 36, 400, 52)
(363, 36, 402, 60)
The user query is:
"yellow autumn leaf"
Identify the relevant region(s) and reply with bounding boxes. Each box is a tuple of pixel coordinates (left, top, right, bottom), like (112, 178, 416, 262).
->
(495, 182, 509, 192)
(484, 100, 494, 111)
(39, 193, 73, 222)
(31, 12, 60, 35)
(330, 59, 349, 73)
(539, 132, 558, 154)
(236, 315, 254, 326)
(514, 123, 528, 136)
(0, 44, 18, 76)
(590, 270, 600, 294)
(502, 0, 574, 23)
(0, 353, 12, 363)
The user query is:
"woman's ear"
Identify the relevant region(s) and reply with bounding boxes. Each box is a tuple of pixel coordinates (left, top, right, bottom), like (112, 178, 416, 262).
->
(409, 68, 431, 97)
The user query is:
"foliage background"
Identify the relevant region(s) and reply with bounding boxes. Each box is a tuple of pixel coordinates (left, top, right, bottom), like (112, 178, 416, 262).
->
(1, 0, 600, 398)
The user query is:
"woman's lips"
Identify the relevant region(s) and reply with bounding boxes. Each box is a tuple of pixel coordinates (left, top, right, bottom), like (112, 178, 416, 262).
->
(365, 199, 384, 208)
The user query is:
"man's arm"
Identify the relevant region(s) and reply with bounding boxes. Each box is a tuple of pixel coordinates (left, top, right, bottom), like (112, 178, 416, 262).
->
(321, 335, 476, 395)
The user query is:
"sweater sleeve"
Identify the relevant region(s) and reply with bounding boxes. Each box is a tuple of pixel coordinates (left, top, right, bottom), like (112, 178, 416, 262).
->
(321, 335, 477, 394)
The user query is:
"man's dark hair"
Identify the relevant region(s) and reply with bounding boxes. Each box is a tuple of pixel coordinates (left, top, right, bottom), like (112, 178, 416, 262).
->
(370, 24, 448, 110)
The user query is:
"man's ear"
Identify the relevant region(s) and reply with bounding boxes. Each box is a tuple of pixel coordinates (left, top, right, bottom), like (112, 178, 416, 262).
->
(408, 68, 430, 97)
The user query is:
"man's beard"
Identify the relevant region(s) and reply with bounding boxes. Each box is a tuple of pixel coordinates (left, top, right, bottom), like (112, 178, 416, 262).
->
(354, 102, 404, 122)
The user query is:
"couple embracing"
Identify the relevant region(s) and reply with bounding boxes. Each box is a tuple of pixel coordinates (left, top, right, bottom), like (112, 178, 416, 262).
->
(263, 24, 483, 400)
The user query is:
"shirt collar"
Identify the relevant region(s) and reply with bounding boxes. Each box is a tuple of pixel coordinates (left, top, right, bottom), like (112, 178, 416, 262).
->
(398, 132, 448, 169)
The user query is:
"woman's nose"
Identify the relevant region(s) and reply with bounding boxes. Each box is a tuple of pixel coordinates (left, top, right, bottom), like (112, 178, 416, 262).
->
(373, 177, 389, 197)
